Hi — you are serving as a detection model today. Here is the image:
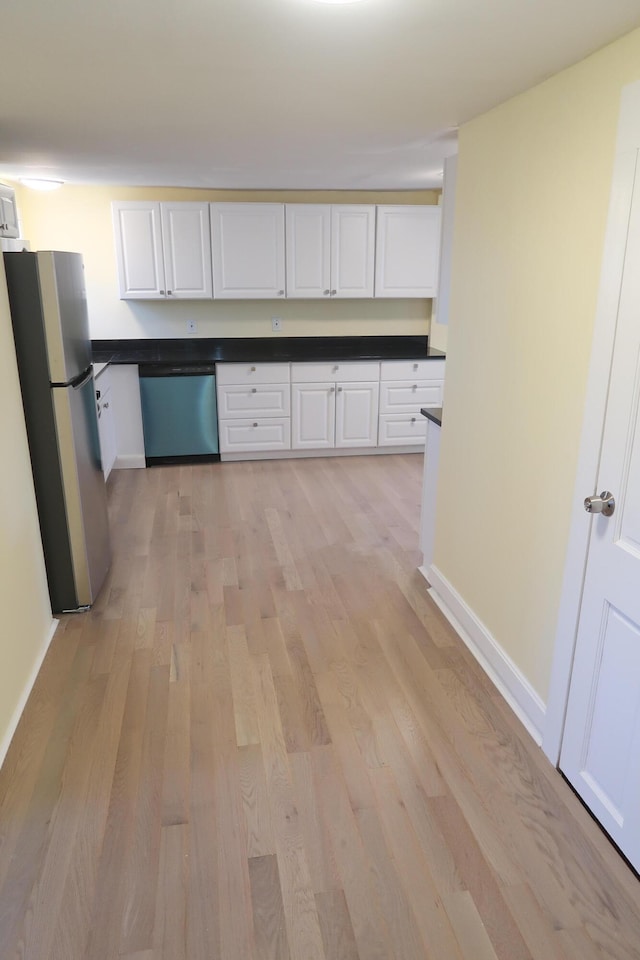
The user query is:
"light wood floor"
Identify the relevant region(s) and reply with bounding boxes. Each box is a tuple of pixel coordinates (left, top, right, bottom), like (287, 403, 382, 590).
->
(1, 454, 639, 960)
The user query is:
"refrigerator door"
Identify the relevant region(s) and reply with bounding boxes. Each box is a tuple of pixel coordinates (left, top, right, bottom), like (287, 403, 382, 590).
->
(51, 369, 111, 607)
(38, 251, 92, 384)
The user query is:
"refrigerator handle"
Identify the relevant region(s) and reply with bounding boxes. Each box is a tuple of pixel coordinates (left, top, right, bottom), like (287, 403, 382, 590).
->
(71, 367, 94, 391)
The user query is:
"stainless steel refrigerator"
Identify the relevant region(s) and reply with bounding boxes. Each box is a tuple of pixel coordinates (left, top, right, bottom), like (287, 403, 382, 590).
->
(4, 250, 111, 613)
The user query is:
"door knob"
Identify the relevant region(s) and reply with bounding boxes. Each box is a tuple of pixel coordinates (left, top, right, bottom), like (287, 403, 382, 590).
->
(584, 491, 615, 516)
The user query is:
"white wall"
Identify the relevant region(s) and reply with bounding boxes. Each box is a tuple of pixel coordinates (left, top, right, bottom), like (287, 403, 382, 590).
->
(0, 256, 55, 766)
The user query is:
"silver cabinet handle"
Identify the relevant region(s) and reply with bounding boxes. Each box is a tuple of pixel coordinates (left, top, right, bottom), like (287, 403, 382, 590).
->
(333, 365, 339, 373)
(253, 422, 258, 427)
(584, 491, 615, 516)
(337, 386, 343, 392)
(412, 384, 418, 390)
(251, 387, 257, 393)
(413, 363, 419, 371)
(323, 289, 330, 296)
(411, 416, 416, 422)
(167, 290, 172, 295)
(159, 290, 165, 295)
(330, 386, 335, 393)
(331, 289, 337, 296)
(251, 366, 256, 372)
(278, 290, 284, 296)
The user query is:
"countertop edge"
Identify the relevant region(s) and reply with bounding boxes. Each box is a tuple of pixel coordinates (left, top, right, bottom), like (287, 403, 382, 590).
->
(420, 406, 443, 427)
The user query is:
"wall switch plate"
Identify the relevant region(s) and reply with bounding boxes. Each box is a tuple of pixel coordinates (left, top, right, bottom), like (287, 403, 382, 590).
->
(187, 319, 197, 334)
(271, 316, 282, 332)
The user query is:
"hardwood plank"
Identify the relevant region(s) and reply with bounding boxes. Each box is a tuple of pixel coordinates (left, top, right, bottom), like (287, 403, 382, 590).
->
(315, 889, 360, 960)
(238, 745, 276, 859)
(249, 855, 291, 960)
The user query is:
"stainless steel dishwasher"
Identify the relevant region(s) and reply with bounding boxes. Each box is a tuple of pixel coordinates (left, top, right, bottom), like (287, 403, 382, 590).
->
(139, 364, 219, 465)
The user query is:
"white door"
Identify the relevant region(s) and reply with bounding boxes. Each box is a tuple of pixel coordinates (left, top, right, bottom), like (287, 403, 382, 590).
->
(160, 202, 212, 299)
(211, 203, 285, 299)
(285, 204, 331, 298)
(331, 205, 375, 298)
(374, 205, 441, 298)
(112, 201, 166, 299)
(335, 382, 379, 448)
(559, 151, 640, 872)
(292, 382, 335, 449)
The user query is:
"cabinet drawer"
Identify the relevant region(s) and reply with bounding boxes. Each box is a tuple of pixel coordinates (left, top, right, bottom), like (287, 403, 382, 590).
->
(216, 362, 290, 385)
(378, 413, 427, 446)
(217, 383, 290, 419)
(380, 359, 445, 381)
(218, 417, 291, 452)
(379, 380, 443, 414)
(291, 360, 380, 382)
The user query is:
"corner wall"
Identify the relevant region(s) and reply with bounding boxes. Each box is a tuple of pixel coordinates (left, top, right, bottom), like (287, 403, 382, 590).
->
(16, 186, 439, 341)
(433, 27, 640, 703)
(0, 256, 55, 765)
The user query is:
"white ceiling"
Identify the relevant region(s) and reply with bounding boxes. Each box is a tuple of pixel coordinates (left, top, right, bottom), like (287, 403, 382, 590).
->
(2, 0, 639, 190)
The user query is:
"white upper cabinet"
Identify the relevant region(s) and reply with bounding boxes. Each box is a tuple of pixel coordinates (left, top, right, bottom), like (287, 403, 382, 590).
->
(331, 205, 375, 298)
(211, 202, 285, 299)
(286, 204, 375, 298)
(112, 201, 212, 300)
(160, 202, 213, 298)
(0, 184, 19, 239)
(374, 205, 441, 298)
(286, 205, 331, 298)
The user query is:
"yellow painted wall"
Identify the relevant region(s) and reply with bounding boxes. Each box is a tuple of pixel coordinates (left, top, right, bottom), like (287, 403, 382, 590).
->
(0, 257, 53, 759)
(16, 186, 439, 340)
(434, 27, 640, 702)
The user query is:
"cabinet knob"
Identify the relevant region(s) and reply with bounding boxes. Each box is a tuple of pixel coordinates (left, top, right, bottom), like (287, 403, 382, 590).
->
(278, 290, 284, 296)
(413, 363, 419, 371)
(103, 402, 110, 409)
(253, 422, 258, 427)
(251, 366, 256, 372)
(167, 290, 172, 295)
(323, 289, 330, 296)
(412, 384, 418, 390)
(330, 386, 335, 393)
(251, 387, 257, 393)
(411, 416, 416, 422)
(333, 365, 339, 373)
(331, 289, 337, 296)
(337, 386, 343, 392)
(160, 290, 165, 295)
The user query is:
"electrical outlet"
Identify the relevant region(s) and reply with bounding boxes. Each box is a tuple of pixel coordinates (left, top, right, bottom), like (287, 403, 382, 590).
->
(187, 319, 197, 334)
(271, 316, 282, 332)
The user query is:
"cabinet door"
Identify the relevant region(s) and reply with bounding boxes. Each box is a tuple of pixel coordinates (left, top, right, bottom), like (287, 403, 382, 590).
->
(292, 382, 335, 449)
(211, 203, 285, 299)
(0, 187, 20, 238)
(335, 381, 379, 448)
(331, 205, 375, 298)
(112, 201, 166, 299)
(285, 204, 331, 298)
(96, 385, 117, 479)
(161, 202, 212, 299)
(374, 205, 441, 298)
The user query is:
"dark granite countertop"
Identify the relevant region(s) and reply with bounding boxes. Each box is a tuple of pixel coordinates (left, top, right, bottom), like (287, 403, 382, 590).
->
(92, 335, 446, 366)
(421, 406, 442, 427)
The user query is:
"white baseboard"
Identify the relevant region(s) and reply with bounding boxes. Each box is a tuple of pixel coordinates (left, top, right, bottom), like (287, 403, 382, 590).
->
(113, 453, 146, 469)
(220, 445, 421, 462)
(0, 618, 59, 770)
(422, 565, 546, 745)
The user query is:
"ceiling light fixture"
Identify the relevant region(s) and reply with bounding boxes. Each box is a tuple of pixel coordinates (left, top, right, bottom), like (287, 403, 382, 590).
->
(19, 178, 64, 191)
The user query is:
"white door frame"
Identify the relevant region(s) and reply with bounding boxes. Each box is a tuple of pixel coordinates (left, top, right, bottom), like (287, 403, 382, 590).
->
(542, 80, 640, 764)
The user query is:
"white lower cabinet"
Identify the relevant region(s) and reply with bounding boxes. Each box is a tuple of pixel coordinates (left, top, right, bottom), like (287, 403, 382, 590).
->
(217, 363, 292, 454)
(292, 382, 336, 449)
(378, 359, 444, 447)
(95, 368, 117, 479)
(217, 358, 443, 459)
(292, 362, 380, 451)
(335, 382, 379, 447)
